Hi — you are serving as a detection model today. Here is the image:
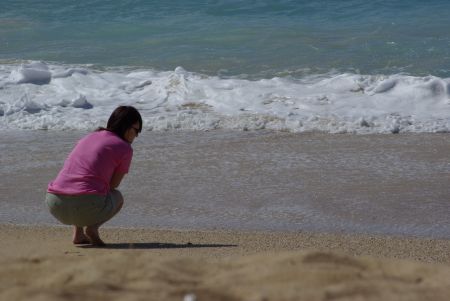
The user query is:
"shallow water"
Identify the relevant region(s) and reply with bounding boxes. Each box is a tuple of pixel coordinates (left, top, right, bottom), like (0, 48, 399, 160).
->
(1, 130, 450, 238)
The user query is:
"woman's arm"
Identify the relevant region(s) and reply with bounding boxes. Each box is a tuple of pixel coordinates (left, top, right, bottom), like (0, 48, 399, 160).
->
(110, 172, 126, 189)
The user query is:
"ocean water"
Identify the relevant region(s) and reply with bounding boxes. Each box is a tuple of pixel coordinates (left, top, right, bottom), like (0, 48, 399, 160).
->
(2, 0, 450, 77)
(2, 2, 450, 237)
(1, 1, 450, 133)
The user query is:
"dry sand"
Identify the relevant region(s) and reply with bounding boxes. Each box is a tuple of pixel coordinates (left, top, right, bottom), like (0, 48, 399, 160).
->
(2, 224, 450, 301)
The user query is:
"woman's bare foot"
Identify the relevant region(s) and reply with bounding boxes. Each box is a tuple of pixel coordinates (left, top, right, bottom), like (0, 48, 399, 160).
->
(85, 226, 106, 246)
(72, 226, 90, 244)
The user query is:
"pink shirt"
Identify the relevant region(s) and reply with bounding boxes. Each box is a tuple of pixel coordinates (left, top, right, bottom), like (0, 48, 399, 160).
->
(48, 130, 133, 196)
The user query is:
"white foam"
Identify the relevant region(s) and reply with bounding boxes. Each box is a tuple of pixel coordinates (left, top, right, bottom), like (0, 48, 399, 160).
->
(1, 61, 450, 133)
(8, 61, 52, 85)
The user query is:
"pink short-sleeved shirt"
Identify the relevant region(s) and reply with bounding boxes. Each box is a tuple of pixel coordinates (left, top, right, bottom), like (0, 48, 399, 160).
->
(48, 130, 133, 196)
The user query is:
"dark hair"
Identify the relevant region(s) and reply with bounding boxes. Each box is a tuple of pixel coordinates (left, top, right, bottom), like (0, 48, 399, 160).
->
(98, 106, 142, 140)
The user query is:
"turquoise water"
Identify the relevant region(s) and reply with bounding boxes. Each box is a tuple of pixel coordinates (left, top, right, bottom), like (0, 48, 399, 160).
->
(1, 0, 450, 77)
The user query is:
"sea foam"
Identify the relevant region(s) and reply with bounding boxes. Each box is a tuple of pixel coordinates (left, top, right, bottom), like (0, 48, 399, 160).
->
(1, 61, 449, 133)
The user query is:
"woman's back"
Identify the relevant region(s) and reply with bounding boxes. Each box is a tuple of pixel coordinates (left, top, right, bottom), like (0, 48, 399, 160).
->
(48, 130, 132, 196)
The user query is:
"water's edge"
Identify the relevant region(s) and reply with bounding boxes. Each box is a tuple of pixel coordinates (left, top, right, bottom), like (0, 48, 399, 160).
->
(2, 130, 450, 239)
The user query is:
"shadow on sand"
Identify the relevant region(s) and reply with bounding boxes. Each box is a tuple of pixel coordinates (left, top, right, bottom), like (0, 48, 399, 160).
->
(78, 242, 238, 249)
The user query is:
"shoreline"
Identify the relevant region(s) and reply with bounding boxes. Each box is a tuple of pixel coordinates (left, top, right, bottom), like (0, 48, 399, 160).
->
(3, 130, 450, 300)
(2, 224, 450, 301)
(2, 130, 450, 237)
(3, 224, 450, 263)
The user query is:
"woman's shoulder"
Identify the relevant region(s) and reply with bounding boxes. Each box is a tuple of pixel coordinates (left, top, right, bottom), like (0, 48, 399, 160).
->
(95, 130, 132, 149)
(81, 130, 106, 141)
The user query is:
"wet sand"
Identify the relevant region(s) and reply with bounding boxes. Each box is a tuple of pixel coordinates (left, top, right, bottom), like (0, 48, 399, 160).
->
(2, 224, 450, 301)
(1, 130, 450, 237)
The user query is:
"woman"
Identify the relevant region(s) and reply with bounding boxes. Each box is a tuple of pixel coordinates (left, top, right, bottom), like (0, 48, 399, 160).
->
(46, 106, 142, 246)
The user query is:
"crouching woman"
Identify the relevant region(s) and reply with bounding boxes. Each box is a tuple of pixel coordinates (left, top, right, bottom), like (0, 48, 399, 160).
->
(45, 106, 142, 246)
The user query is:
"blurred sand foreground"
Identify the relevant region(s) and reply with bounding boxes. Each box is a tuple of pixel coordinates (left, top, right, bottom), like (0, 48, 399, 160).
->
(2, 225, 450, 301)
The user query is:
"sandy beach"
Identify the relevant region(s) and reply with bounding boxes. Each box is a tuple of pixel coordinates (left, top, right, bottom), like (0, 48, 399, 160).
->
(3, 1, 450, 300)
(1, 224, 450, 301)
(2, 131, 450, 300)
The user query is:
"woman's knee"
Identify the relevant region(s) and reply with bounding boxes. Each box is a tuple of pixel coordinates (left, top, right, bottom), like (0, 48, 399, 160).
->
(110, 189, 124, 206)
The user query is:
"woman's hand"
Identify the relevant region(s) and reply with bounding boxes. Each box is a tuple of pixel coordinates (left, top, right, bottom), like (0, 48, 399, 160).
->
(110, 172, 125, 189)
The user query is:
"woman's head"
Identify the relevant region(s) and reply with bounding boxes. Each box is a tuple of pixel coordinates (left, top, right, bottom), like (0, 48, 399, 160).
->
(104, 106, 142, 143)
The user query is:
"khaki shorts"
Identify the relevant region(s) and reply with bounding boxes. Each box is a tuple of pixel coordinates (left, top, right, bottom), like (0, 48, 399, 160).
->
(45, 191, 122, 227)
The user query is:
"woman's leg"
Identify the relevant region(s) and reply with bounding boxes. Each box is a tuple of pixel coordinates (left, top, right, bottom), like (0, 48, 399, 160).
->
(85, 190, 124, 246)
(72, 226, 90, 244)
(85, 225, 106, 246)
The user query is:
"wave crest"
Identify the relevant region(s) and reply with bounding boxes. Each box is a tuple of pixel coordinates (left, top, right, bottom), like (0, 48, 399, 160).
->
(1, 61, 450, 133)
